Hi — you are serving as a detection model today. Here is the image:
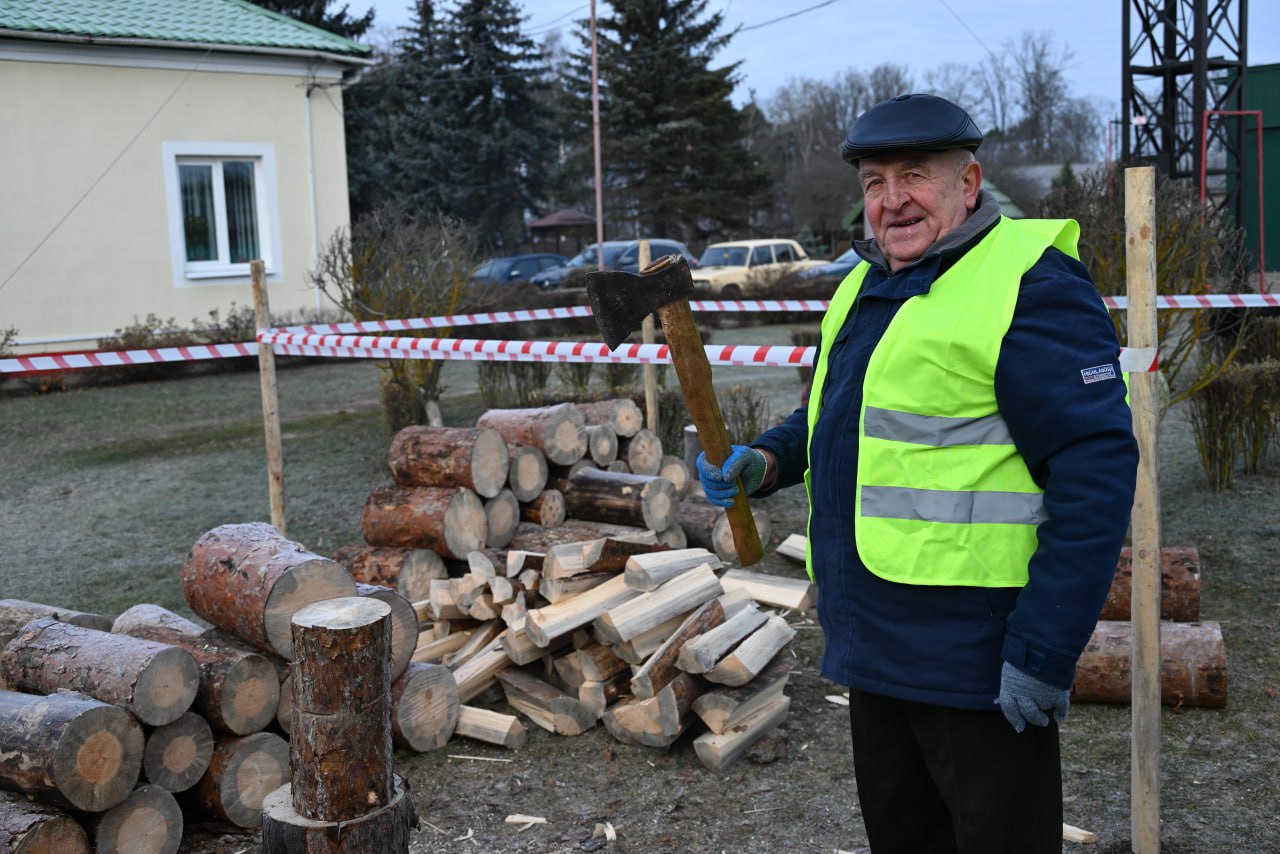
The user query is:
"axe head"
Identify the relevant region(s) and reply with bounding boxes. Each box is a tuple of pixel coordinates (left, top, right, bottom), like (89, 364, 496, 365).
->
(586, 254, 693, 350)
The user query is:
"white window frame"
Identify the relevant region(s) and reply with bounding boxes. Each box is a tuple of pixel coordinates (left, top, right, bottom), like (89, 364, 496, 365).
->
(162, 142, 283, 286)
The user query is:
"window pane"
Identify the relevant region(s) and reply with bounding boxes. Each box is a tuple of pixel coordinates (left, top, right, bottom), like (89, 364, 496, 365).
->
(223, 161, 260, 264)
(180, 164, 216, 262)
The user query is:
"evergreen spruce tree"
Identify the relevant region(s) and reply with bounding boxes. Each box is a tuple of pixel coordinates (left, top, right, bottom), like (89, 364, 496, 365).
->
(563, 0, 769, 243)
(249, 0, 374, 40)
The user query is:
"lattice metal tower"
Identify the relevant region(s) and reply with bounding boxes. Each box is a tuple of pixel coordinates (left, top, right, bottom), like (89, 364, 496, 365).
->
(1122, 0, 1249, 222)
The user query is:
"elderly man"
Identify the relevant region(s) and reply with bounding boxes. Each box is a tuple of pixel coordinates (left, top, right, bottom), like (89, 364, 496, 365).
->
(697, 93, 1138, 852)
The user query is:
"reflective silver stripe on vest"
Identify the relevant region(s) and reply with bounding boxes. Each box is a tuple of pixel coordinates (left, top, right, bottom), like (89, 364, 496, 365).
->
(864, 406, 1015, 446)
(861, 486, 1047, 525)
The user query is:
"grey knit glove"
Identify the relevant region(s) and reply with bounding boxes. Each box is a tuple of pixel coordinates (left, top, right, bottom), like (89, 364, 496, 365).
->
(994, 661, 1070, 733)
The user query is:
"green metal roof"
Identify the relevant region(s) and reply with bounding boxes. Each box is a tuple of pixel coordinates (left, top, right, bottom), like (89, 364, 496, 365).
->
(0, 0, 370, 58)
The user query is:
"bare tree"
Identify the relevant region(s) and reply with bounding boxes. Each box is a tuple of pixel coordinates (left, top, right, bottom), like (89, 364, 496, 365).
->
(974, 52, 1014, 137)
(924, 62, 980, 116)
(866, 63, 914, 104)
(1008, 31, 1072, 161)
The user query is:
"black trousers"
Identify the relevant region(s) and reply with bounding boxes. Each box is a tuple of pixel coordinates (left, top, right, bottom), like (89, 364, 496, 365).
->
(849, 689, 1062, 854)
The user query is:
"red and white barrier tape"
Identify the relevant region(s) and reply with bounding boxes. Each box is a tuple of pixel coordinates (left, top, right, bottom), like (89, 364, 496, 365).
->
(1103, 293, 1279, 310)
(0, 342, 256, 374)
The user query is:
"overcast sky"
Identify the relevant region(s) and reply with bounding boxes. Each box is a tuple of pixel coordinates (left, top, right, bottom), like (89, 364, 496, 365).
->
(357, 0, 1279, 118)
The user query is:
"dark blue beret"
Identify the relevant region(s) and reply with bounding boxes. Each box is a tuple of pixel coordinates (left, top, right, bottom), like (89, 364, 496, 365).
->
(841, 93, 983, 165)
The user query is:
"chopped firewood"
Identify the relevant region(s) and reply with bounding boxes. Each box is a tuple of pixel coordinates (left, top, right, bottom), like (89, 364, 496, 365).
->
(678, 601, 769, 674)
(692, 694, 791, 772)
(449, 636, 513, 703)
(593, 563, 723, 645)
(412, 628, 473, 664)
(719, 568, 816, 611)
(629, 598, 727, 700)
(489, 575, 515, 604)
(609, 613, 686, 665)
(617, 428, 663, 475)
(524, 573, 643, 648)
(442, 621, 504, 668)
(1062, 822, 1099, 843)
(386, 425, 510, 498)
(477, 403, 588, 465)
(693, 654, 792, 735)
(578, 671, 632, 718)
(705, 615, 796, 687)
(586, 423, 619, 466)
(427, 579, 468, 621)
(573, 642, 629, 682)
(500, 618, 570, 666)
(602, 694, 686, 748)
(465, 592, 498, 622)
(543, 536, 668, 581)
(501, 592, 527, 626)
(505, 550, 544, 578)
(571, 398, 643, 438)
(390, 662, 459, 752)
(775, 533, 807, 565)
(3, 619, 199, 727)
(539, 571, 616, 604)
(624, 547, 722, 591)
(455, 705, 527, 749)
(505, 813, 547, 826)
(494, 669, 596, 736)
(507, 442, 549, 503)
(653, 672, 707, 737)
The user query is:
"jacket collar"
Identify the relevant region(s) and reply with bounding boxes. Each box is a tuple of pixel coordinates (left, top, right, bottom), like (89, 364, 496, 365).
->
(853, 189, 1002, 274)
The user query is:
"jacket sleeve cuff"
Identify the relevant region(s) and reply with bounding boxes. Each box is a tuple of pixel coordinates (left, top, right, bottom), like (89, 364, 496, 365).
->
(1001, 632, 1078, 690)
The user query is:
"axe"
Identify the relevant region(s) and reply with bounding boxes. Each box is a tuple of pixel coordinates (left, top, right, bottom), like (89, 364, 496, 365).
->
(586, 255, 764, 566)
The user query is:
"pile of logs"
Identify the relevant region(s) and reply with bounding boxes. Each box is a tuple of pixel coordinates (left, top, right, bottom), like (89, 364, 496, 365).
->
(778, 535, 1228, 708)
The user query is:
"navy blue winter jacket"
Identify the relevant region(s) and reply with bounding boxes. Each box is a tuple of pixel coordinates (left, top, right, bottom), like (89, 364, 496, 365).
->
(753, 209, 1139, 710)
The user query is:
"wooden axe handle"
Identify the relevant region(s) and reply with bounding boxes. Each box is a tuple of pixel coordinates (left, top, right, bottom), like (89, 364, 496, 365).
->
(655, 299, 764, 566)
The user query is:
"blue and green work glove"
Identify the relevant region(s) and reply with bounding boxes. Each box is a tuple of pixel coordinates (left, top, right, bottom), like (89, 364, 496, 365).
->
(994, 661, 1070, 732)
(696, 445, 768, 508)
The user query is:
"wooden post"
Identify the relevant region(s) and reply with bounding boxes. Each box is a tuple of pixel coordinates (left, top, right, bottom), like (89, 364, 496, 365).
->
(1125, 165, 1161, 854)
(252, 260, 287, 535)
(639, 240, 659, 434)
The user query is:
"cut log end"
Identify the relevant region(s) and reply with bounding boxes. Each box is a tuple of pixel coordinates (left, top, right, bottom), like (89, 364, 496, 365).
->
(143, 712, 213, 793)
(262, 561, 359, 659)
(86, 783, 183, 854)
(52, 701, 146, 812)
(0, 790, 90, 853)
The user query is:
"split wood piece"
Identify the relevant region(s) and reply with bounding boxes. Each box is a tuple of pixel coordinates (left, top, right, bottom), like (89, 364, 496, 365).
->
(182, 522, 357, 659)
(356, 583, 417, 682)
(524, 573, 644, 648)
(705, 614, 796, 687)
(501, 591, 528, 626)
(455, 705, 527, 749)
(629, 598, 726, 700)
(484, 490, 521, 550)
(544, 536, 670, 581)
(413, 627, 473, 665)
(572, 398, 643, 438)
(0, 598, 112, 648)
(693, 653, 792, 735)
(361, 485, 487, 559)
(0, 789, 90, 853)
(617, 428, 663, 476)
(720, 568, 816, 612)
(1072, 620, 1228, 708)
(586, 423, 619, 466)
(142, 711, 214, 793)
(501, 618, 569, 667)
(495, 669, 596, 736)
(0, 689, 143, 812)
(692, 694, 791, 773)
(601, 691, 687, 748)
(521, 488, 567, 528)
(79, 783, 182, 854)
(546, 458, 598, 494)
(654, 671, 706, 736)
(625, 547, 722, 591)
(477, 403, 588, 465)
(594, 563, 724, 645)
(449, 636, 514, 704)
(578, 671, 632, 719)
(610, 613, 686, 665)
(775, 533, 807, 565)
(390, 662, 460, 752)
(330, 545, 446, 604)
(426, 578, 468, 621)
(658, 455, 691, 500)
(387, 425, 509, 498)
(1062, 823, 1099, 844)
(2, 619, 198, 727)
(538, 571, 613, 605)
(679, 495, 774, 562)
(655, 525, 688, 549)
(505, 549, 545, 579)
(443, 621, 505, 668)
(1102, 546, 1201, 622)
(566, 642, 629, 683)
(289, 598, 393, 822)
(112, 605, 280, 735)
(261, 774, 417, 854)
(564, 467, 678, 532)
(507, 442, 550, 503)
(678, 601, 769, 674)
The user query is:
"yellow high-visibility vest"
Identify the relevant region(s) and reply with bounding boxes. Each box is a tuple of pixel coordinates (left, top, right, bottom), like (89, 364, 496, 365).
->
(804, 217, 1081, 586)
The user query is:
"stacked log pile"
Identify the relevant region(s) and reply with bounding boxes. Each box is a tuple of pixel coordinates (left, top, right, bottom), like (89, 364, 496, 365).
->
(778, 536, 1228, 707)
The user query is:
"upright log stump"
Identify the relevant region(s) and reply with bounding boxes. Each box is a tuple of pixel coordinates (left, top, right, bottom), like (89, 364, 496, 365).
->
(262, 597, 417, 852)
(182, 522, 357, 660)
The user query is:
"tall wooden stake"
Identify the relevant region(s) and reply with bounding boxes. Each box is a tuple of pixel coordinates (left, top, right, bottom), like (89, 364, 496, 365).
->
(252, 260, 287, 536)
(1125, 165, 1161, 854)
(639, 240, 659, 434)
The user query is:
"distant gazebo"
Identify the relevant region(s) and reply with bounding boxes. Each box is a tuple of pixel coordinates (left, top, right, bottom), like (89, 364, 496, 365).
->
(529, 209, 595, 254)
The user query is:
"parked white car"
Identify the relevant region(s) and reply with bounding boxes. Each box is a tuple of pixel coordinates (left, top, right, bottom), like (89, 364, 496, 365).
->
(691, 239, 826, 297)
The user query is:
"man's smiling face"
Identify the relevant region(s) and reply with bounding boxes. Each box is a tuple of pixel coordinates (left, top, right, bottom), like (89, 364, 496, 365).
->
(859, 150, 982, 272)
